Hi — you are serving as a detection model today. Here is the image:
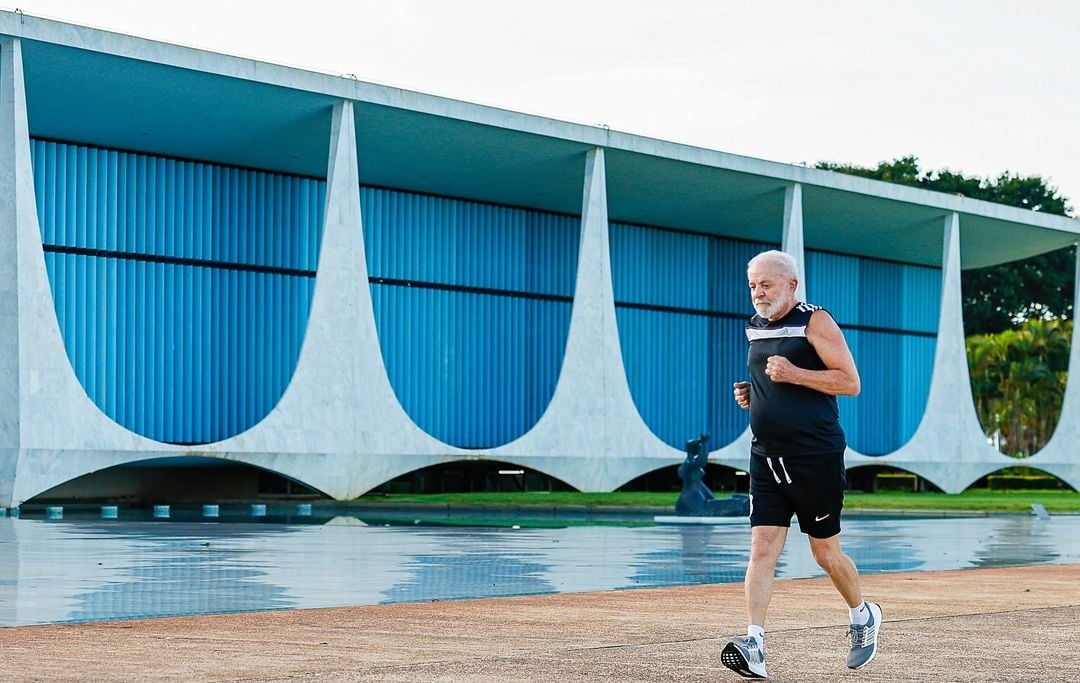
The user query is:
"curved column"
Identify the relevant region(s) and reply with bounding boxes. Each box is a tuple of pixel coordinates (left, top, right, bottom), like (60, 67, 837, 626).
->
(488, 148, 680, 490)
(204, 100, 457, 495)
(711, 184, 806, 471)
(5, 97, 460, 505)
(0, 44, 185, 505)
(853, 212, 1009, 491)
(782, 182, 807, 301)
(0, 39, 26, 506)
(3, 38, 183, 507)
(1027, 245, 1080, 491)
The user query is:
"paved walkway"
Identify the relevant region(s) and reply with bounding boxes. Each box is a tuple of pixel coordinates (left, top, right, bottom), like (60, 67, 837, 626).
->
(1, 564, 1078, 682)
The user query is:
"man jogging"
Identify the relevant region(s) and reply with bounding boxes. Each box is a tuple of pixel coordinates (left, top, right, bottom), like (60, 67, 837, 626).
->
(721, 250, 882, 679)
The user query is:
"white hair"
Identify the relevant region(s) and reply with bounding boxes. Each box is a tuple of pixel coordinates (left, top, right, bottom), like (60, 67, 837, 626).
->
(747, 250, 798, 280)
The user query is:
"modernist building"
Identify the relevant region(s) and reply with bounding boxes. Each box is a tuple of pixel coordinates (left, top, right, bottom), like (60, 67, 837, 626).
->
(2, 12, 1079, 507)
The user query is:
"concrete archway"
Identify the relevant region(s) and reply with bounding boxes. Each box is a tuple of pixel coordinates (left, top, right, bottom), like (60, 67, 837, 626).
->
(369, 459, 574, 495)
(25, 456, 327, 504)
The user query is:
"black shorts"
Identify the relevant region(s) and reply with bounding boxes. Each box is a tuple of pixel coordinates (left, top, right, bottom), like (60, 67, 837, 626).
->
(748, 451, 846, 539)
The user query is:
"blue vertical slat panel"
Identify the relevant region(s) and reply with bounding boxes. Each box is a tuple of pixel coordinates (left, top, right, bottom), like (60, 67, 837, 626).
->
(362, 187, 579, 448)
(805, 251, 861, 327)
(837, 330, 862, 451)
(525, 209, 578, 296)
(709, 238, 770, 314)
(901, 335, 937, 439)
(610, 222, 711, 310)
(711, 316, 755, 442)
(615, 307, 711, 447)
(363, 187, 577, 296)
(806, 250, 940, 454)
(851, 331, 903, 454)
(30, 140, 325, 444)
(610, 221, 771, 450)
(901, 264, 941, 333)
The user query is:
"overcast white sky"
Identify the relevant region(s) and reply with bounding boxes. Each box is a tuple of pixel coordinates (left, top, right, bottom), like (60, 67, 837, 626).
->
(8, 0, 1079, 214)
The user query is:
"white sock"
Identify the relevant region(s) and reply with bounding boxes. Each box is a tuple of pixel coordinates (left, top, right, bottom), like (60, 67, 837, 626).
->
(747, 624, 765, 648)
(850, 602, 869, 626)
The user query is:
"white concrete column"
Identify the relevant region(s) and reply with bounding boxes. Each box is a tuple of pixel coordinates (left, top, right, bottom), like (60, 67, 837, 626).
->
(4, 98, 455, 505)
(0, 38, 26, 507)
(209, 99, 451, 497)
(782, 182, 806, 301)
(709, 187, 803, 468)
(864, 212, 1007, 491)
(711, 183, 804, 467)
(0, 39, 130, 506)
(1, 37, 184, 506)
(493, 147, 678, 490)
(1028, 243, 1080, 490)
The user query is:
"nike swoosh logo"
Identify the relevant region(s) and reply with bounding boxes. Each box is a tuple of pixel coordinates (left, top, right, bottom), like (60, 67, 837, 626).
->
(814, 514, 831, 522)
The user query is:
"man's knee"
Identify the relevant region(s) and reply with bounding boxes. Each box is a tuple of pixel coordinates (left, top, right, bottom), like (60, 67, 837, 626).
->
(749, 526, 787, 563)
(809, 535, 844, 570)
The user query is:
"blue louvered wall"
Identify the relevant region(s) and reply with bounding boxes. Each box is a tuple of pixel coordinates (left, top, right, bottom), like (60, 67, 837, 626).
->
(806, 251, 940, 455)
(26, 138, 942, 457)
(362, 187, 579, 449)
(31, 139, 325, 444)
(610, 222, 774, 450)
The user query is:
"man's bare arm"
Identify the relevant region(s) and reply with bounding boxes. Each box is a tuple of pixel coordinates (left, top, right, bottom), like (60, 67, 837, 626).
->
(762, 310, 860, 396)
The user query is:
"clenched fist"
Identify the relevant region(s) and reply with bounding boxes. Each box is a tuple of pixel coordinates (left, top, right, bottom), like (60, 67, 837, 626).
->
(765, 355, 799, 383)
(733, 381, 750, 409)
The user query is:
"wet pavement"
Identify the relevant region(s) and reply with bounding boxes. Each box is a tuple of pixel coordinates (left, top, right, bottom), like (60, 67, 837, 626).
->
(2, 513, 1079, 626)
(1, 564, 1077, 681)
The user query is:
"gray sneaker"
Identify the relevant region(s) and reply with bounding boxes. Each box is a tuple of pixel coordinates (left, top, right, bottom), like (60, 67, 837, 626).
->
(721, 635, 767, 678)
(847, 602, 882, 669)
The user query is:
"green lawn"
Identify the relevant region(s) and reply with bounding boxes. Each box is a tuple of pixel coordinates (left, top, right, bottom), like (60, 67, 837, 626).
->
(845, 490, 1080, 512)
(354, 489, 1080, 513)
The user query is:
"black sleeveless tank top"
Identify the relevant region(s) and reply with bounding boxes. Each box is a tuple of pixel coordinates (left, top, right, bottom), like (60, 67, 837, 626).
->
(745, 302, 847, 456)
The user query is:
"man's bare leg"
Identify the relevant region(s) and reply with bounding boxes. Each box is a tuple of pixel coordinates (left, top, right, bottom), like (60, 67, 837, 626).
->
(809, 533, 884, 669)
(746, 525, 789, 626)
(808, 534, 862, 607)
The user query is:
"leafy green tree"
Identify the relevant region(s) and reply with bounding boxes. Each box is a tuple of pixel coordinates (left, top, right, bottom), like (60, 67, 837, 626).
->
(962, 246, 1075, 335)
(816, 156, 1075, 334)
(966, 319, 1071, 455)
(821, 157, 1077, 456)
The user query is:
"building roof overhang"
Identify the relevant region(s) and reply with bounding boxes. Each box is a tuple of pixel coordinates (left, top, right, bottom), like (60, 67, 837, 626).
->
(3, 11, 1076, 269)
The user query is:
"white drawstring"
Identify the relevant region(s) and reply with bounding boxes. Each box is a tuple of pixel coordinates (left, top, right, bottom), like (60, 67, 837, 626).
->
(766, 457, 793, 485)
(777, 457, 793, 484)
(765, 457, 781, 484)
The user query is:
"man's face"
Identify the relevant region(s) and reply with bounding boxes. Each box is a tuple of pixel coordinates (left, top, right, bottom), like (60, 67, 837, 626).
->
(747, 263, 796, 320)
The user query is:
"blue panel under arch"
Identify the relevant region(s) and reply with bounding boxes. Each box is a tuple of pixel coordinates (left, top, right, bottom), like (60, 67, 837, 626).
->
(362, 187, 579, 449)
(31, 139, 325, 444)
(806, 251, 940, 455)
(610, 221, 775, 449)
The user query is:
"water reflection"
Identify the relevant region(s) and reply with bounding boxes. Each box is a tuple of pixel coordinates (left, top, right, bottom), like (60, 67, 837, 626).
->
(970, 517, 1059, 568)
(0, 514, 1076, 627)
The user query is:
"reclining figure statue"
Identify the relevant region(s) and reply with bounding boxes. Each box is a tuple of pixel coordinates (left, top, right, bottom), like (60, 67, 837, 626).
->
(675, 433, 749, 517)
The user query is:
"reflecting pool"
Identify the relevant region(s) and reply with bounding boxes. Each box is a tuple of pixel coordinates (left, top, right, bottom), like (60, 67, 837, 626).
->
(1, 511, 1077, 627)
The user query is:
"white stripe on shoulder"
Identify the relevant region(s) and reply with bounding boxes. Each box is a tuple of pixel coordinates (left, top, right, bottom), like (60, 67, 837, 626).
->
(795, 302, 821, 313)
(746, 325, 808, 341)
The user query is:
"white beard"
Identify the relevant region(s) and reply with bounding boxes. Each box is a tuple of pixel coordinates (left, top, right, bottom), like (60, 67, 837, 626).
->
(756, 292, 794, 320)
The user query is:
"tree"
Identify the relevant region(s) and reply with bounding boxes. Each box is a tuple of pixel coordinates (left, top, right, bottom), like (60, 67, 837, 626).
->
(966, 319, 1071, 456)
(816, 156, 1075, 334)
(821, 157, 1077, 455)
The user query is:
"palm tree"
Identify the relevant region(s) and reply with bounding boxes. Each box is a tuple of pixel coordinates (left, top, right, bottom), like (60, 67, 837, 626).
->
(966, 319, 1071, 456)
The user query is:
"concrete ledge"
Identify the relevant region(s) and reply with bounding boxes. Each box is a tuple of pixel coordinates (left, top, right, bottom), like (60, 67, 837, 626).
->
(338, 502, 1046, 518)
(336, 502, 677, 517)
